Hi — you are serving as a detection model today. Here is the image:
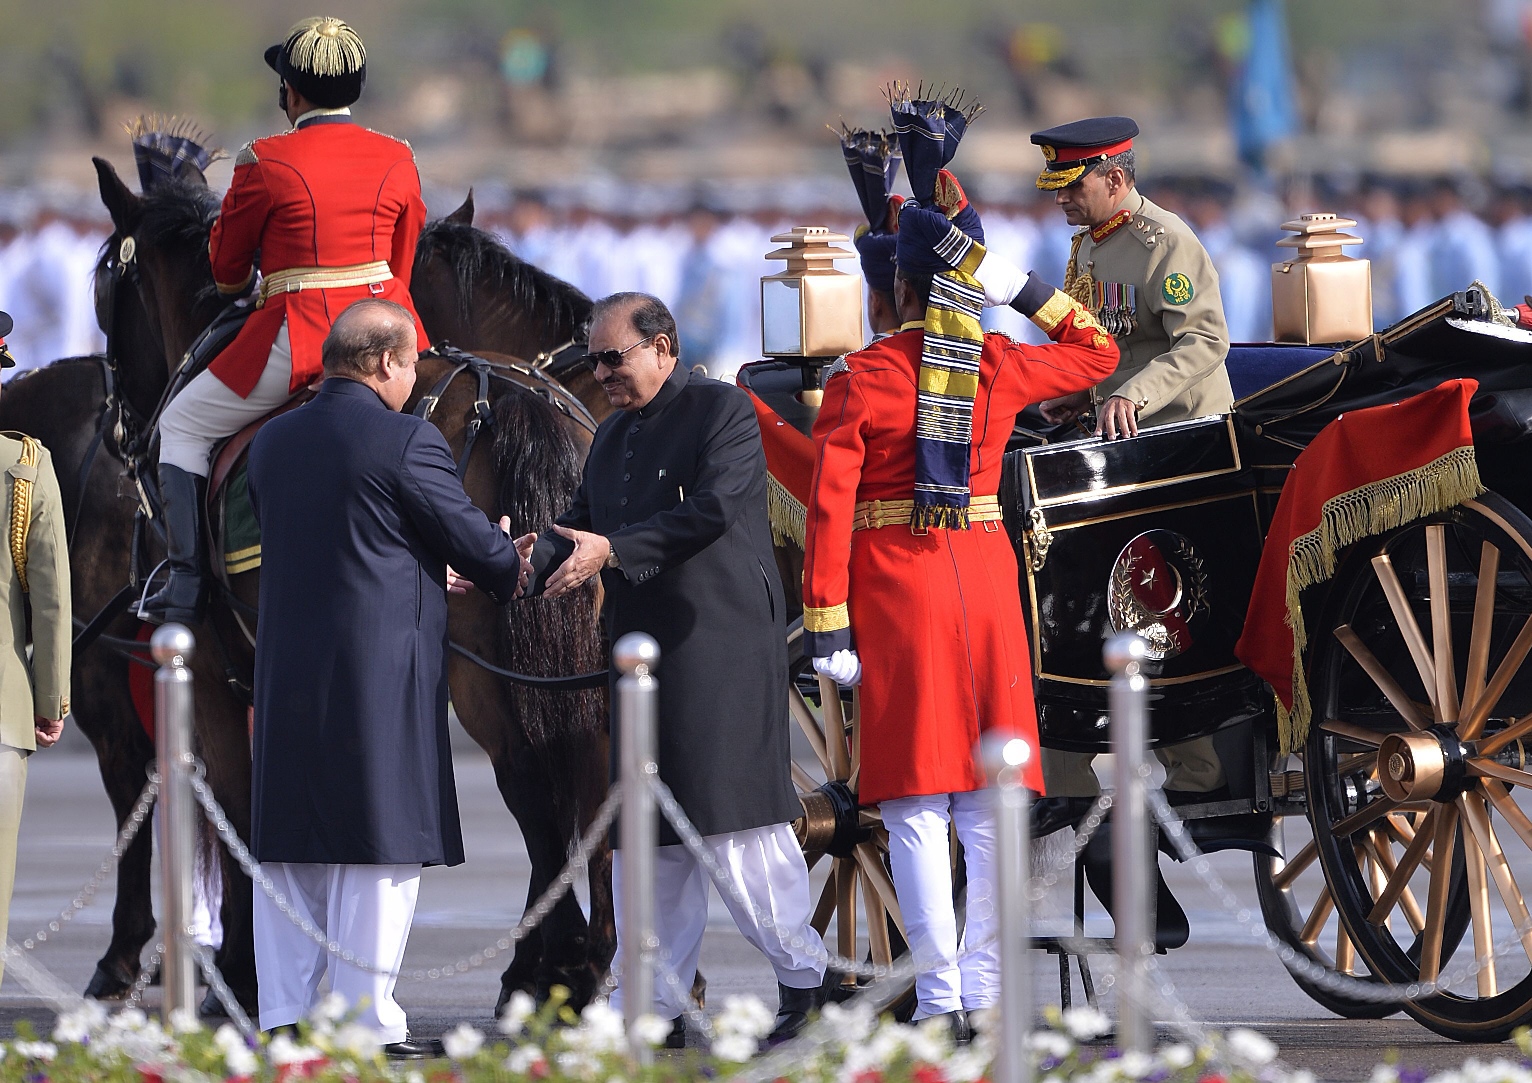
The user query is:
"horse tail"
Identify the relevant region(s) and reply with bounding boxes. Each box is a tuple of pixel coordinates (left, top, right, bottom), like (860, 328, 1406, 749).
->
(489, 389, 609, 843)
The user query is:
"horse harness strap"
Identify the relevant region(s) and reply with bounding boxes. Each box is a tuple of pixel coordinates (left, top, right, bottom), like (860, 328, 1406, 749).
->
(7, 434, 41, 592)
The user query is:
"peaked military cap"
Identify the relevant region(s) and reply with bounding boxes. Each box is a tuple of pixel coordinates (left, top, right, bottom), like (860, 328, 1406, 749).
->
(1030, 116, 1139, 191)
(265, 16, 367, 109)
(0, 311, 15, 368)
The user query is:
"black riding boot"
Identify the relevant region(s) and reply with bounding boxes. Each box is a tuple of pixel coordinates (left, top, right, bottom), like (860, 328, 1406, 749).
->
(140, 464, 207, 625)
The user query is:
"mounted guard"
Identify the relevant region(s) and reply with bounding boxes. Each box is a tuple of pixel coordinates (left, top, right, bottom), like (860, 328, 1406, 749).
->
(143, 15, 429, 625)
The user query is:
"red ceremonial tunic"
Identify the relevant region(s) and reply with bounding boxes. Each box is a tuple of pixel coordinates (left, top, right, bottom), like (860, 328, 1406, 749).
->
(207, 114, 429, 398)
(802, 296, 1118, 803)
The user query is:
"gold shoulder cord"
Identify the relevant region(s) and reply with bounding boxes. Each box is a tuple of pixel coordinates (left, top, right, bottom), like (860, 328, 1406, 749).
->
(10, 435, 39, 593)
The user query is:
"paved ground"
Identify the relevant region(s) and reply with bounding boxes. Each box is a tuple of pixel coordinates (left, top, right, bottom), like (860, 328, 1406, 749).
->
(0, 745, 1516, 1081)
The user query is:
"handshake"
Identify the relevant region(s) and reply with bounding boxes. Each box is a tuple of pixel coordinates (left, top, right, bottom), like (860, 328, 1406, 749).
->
(446, 516, 537, 600)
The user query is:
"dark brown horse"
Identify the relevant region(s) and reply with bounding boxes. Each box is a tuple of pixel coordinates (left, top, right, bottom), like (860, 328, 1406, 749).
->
(6, 157, 612, 1015)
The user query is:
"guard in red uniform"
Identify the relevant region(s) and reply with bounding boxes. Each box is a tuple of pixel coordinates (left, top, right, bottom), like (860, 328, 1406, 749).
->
(144, 16, 429, 624)
(800, 87, 1119, 1035)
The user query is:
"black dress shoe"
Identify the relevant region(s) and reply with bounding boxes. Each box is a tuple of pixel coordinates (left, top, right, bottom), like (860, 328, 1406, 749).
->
(665, 1017, 686, 1049)
(1031, 795, 1093, 837)
(384, 1035, 444, 1059)
(914, 1010, 971, 1044)
(766, 982, 825, 1045)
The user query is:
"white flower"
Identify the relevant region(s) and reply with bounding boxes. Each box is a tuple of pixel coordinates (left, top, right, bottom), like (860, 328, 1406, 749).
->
(1030, 1031, 1075, 1060)
(712, 1034, 757, 1063)
(224, 1042, 259, 1077)
(168, 1006, 202, 1034)
(1161, 1044, 1194, 1069)
(443, 1023, 486, 1060)
(332, 1022, 383, 1058)
(1368, 1066, 1401, 1083)
(507, 1044, 548, 1073)
(1227, 1027, 1278, 1067)
(1061, 1006, 1111, 1040)
(405, 1071, 426, 1083)
(313, 991, 350, 1023)
(1120, 1051, 1155, 1078)
(820, 1001, 876, 1044)
(631, 1013, 673, 1048)
(11, 1040, 58, 1061)
(499, 990, 538, 1035)
(268, 1033, 325, 1066)
(52, 1001, 108, 1044)
(715, 994, 776, 1041)
(556, 1050, 602, 1080)
(111, 1007, 150, 1031)
(945, 1048, 993, 1083)
(564, 1001, 626, 1056)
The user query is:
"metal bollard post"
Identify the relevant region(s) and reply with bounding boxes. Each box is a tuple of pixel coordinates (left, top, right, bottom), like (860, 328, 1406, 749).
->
(151, 624, 198, 1022)
(1105, 631, 1153, 1054)
(615, 632, 660, 1063)
(978, 733, 1033, 1083)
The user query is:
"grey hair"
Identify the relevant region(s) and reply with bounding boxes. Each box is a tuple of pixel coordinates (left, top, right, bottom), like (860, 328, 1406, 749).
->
(1092, 148, 1136, 184)
(322, 298, 416, 377)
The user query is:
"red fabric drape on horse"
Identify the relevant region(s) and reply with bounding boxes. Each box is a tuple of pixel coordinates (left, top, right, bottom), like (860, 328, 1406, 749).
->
(129, 624, 155, 740)
(740, 385, 816, 549)
(1235, 378, 1484, 755)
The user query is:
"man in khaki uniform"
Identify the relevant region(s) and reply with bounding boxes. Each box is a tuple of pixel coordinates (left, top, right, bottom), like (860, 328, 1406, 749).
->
(1029, 118, 1230, 820)
(0, 310, 72, 985)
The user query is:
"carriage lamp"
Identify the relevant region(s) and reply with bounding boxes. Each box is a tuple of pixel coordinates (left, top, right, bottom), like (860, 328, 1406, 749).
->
(761, 227, 864, 363)
(1271, 213, 1373, 344)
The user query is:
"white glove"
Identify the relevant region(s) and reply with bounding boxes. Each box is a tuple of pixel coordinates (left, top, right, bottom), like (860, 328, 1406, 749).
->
(972, 248, 1029, 308)
(812, 649, 862, 687)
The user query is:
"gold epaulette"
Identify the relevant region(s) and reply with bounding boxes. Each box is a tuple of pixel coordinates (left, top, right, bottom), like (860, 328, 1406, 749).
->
(8, 434, 40, 593)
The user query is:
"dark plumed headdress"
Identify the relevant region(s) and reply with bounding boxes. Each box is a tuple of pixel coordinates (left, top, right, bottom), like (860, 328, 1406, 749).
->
(889, 84, 985, 278)
(838, 124, 904, 297)
(126, 116, 224, 193)
(265, 16, 368, 109)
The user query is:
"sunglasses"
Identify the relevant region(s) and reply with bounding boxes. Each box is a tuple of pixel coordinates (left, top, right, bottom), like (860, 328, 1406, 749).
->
(577, 335, 655, 372)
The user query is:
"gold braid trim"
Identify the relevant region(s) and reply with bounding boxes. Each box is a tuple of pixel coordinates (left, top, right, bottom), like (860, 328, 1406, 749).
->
(1273, 445, 1484, 754)
(1030, 289, 1074, 334)
(766, 473, 806, 549)
(9, 436, 39, 593)
(1062, 232, 1095, 308)
(803, 602, 850, 633)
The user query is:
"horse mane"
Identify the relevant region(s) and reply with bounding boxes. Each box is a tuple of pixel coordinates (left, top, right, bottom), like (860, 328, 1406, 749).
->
(414, 217, 592, 345)
(94, 179, 222, 301)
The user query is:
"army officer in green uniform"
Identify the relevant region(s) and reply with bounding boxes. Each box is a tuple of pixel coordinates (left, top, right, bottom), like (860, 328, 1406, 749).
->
(0, 311, 71, 986)
(1029, 118, 1231, 823)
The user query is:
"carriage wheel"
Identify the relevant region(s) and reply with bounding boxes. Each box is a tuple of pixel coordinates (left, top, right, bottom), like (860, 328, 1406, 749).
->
(785, 625, 912, 1012)
(1253, 803, 1399, 1018)
(1306, 494, 1532, 1041)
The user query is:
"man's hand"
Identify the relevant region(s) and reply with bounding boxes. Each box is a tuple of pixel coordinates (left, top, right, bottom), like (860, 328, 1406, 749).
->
(34, 715, 63, 748)
(1039, 390, 1090, 425)
(446, 566, 474, 594)
(812, 649, 862, 687)
(544, 525, 611, 599)
(512, 529, 536, 599)
(1094, 395, 1140, 440)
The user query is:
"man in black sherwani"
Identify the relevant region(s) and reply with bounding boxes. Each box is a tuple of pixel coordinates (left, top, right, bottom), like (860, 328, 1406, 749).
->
(530, 292, 826, 1046)
(248, 299, 532, 1056)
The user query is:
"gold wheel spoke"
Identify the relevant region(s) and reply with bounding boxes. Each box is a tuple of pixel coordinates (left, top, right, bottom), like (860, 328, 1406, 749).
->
(1477, 713, 1532, 761)
(789, 685, 833, 775)
(1460, 791, 1532, 965)
(1300, 884, 1335, 946)
(791, 761, 818, 793)
(835, 860, 858, 986)
(1482, 779, 1532, 853)
(1461, 541, 1502, 728)
(1336, 918, 1358, 975)
(1426, 526, 1461, 724)
(805, 850, 825, 873)
(1385, 812, 1420, 849)
(1369, 807, 1436, 925)
(853, 841, 905, 940)
(1366, 833, 1425, 933)
(1458, 801, 1499, 995)
(1321, 717, 1388, 747)
(847, 690, 861, 793)
(810, 865, 839, 933)
(1469, 759, 1532, 790)
(1334, 627, 1431, 731)
(1371, 554, 1440, 716)
(1341, 751, 1380, 775)
(818, 675, 853, 781)
(1419, 805, 1460, 984)
(1333, 795, 1401, 839)
(1463, 615, 1532, 737)
(1274, 838, 1318, 891)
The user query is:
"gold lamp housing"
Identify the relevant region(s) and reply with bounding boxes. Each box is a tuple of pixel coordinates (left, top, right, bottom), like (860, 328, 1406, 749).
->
(1271, 212, 1373, 345)
(761, 226, 864, 360)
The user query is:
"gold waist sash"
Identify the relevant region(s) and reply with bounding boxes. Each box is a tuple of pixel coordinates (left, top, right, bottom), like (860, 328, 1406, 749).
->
(851, 495, 1002, 531)
(258, 260, 393, 307)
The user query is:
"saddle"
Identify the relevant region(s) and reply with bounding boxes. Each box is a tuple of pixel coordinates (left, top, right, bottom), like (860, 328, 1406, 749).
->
(205, 389, 316, 578)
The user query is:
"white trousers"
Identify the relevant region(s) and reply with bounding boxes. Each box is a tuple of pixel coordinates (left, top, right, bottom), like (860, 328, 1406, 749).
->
(253, 861, 421, 1043)
(881, 790, 999, 1017)
(610, 822, 826, 1020)
(0, 744, 27, 988)
(159, 321, 294, 476)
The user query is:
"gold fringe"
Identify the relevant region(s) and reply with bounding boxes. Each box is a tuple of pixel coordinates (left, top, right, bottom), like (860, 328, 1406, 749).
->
(284, 16, 366, 77)
(767, 473, 806, 550)
(8, 436, 38, 593)
(910, 504, 971, 531)
(1275, 445, 1484, 754)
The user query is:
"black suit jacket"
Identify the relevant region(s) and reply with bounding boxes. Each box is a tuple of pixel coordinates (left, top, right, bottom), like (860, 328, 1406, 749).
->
(532, 366, 797, 842)
(248, 378, 524, 865)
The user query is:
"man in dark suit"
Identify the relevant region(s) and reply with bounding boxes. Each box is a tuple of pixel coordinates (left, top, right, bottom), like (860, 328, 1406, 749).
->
(248, 298, 532, 1056)
(530, 292, 825, 1046)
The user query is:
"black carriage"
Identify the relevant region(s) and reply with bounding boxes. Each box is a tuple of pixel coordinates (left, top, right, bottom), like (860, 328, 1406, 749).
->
(741, 286, 1532, 1042)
